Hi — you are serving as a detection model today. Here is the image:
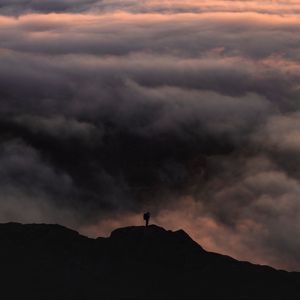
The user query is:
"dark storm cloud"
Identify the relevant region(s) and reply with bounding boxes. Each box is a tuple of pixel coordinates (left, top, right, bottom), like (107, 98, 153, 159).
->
(1, 3, 300, 270)
(0, 49, 275, 222)
(2, 1, 300, 15)
(0, 0, 100, 15)
(0, 139, 78, 224)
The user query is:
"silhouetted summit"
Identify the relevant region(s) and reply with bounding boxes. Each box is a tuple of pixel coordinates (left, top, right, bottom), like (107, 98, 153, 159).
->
(110, 225, 205, 253)
(0, 223, 299, 300)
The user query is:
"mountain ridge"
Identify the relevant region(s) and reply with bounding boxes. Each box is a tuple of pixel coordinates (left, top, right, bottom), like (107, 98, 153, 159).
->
(0, 222, 299, 299)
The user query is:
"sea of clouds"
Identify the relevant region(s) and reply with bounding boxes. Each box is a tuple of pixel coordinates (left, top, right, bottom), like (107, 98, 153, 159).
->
(1, 0, 300, 270)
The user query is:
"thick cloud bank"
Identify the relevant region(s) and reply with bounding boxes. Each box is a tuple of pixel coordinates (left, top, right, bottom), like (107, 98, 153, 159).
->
(1, 0, 300, 15)
(1, 1, 300, 270)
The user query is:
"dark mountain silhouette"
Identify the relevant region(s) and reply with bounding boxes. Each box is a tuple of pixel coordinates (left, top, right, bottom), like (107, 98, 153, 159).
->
(0, 223, 299, 299)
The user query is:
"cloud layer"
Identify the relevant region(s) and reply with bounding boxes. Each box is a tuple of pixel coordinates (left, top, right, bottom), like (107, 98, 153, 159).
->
(1, 1, 300, 271)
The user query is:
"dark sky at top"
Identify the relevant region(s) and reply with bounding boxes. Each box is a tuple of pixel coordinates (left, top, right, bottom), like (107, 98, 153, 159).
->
(1, 0, 300, 271)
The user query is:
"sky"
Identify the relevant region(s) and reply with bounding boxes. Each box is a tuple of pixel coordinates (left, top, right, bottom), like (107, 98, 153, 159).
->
(1, 0, 300, 271)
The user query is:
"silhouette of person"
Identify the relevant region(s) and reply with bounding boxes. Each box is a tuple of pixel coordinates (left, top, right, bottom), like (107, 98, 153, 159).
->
(143, 212, 150, 227)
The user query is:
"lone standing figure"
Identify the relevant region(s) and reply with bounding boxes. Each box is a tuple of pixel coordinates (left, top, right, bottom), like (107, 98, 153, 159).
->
(143, 212, 150, 227)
